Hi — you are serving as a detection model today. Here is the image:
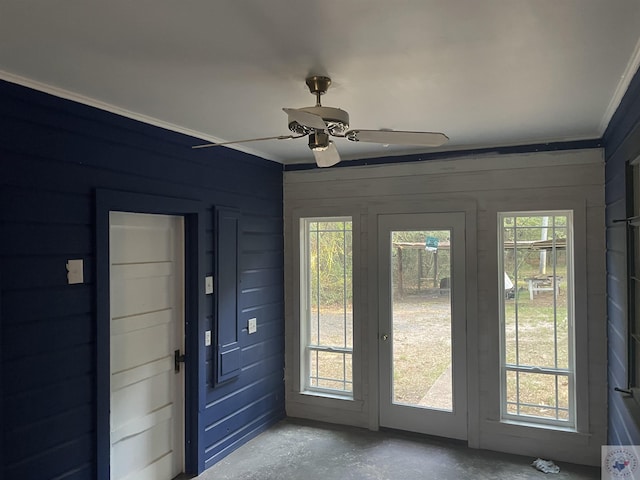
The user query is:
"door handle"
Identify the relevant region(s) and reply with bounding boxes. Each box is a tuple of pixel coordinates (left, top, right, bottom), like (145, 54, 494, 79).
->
(174, 349, 186, 373)
(381, 334, 389, 341)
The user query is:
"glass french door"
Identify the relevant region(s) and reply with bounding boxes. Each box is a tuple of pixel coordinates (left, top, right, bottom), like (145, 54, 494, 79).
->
(378, 212, 467, 440)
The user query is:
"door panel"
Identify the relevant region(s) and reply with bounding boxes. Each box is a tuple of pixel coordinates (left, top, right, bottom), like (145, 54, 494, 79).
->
(379, 213, 467, 440)
(109, 212, 185, 480)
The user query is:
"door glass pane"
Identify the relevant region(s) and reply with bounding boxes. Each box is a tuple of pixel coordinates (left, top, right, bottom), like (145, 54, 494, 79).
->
(391, 230, 452, 411)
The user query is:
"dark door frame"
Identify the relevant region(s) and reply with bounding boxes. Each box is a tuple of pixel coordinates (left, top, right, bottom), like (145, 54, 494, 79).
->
(95, 189, 205, 480)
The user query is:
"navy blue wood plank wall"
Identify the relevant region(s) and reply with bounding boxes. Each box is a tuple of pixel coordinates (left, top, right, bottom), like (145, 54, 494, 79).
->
(0, 79, 285, 479)
(604, 65, 640, 445)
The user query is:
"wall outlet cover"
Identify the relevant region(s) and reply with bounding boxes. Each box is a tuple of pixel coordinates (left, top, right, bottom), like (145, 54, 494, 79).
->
(248, 318, 257, 334)
(66, 259, 84, 284)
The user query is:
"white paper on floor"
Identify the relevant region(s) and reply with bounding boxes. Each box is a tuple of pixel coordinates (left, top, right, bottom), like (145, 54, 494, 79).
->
(531, 458, 560, 474)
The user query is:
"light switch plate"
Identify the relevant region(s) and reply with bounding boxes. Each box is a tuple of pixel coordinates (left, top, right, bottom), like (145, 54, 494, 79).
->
(66, 259, 84, 284)
(205, 330, 211, 346)
(205, 276, 214, 295)
(248, 318, 257, 334)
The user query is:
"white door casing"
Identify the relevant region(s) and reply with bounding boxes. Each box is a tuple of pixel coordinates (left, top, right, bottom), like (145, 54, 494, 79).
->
(109, 212, 185, 480)
(378, 212, 467, 440)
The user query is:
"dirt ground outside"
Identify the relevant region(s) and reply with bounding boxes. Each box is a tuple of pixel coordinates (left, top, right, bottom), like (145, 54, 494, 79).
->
(311, 286, 568, 419)
(388, 293, 452, 409)
(310, 291, 453, 409)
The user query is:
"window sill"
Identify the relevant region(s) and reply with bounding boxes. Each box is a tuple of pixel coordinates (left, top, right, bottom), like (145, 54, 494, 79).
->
(287, 390, 364, 411)
(301, 389, 354, 401)
(500, 418, 577, 433)
(483, 419, 592, 445)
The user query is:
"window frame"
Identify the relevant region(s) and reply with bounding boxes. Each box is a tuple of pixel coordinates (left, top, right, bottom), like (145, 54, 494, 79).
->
(626, 156, 640, 398)
(497, 210, 576, 428)
(299, 216, 354, 398)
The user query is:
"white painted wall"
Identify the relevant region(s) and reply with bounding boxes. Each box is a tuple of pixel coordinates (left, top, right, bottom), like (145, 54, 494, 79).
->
(283, 149, 606, 466)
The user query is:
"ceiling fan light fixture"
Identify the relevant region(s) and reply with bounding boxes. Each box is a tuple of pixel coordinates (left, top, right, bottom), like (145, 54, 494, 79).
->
(308, 131, 330, 151)
(312, 141, 341, 168)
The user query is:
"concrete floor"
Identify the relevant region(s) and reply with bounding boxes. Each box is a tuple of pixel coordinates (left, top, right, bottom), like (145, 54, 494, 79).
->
(195, 418, 600, 480)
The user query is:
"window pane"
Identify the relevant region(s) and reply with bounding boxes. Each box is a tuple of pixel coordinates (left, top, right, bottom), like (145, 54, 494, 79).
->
(506, 371, 570, 421)
(309, 229, 319, 345)
(302, 217, 353, 395)
(633, 165, 640, 389)
(504, 298, 517, 365)
(310, 351, 352, 391)
(506, 370, 519, 404)
(500, 212, 574, 426)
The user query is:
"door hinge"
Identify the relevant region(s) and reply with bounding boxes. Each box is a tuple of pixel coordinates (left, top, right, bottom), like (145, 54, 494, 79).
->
(174, 349, 186, 373)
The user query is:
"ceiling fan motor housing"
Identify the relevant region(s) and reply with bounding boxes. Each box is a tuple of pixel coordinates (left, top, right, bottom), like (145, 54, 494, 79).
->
(287, 106, 350, 136)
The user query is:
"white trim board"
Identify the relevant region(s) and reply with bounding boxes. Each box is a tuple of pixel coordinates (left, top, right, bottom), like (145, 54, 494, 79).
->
(600, 35, 640, 134)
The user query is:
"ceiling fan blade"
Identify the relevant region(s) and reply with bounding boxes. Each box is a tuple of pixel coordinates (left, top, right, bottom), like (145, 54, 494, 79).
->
(283, 108, 327, 130)
(346, 130, 449, 147)
(192, 134, 302, 149)
(312, 142, 341, 168)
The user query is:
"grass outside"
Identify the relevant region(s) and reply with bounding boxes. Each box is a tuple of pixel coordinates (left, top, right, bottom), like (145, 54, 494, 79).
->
(309, 293, 453, 408)
(504, 287, 570, 420)
(390, 294, 452, 408)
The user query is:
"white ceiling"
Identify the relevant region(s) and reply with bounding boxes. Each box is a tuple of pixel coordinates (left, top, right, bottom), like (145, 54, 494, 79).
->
(1, 1, 640, 165)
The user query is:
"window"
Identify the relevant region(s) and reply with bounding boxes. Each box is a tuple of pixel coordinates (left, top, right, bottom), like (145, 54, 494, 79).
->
(498, 211, 575, 427)
(627, 158, 640, 393)
(300, 217, 353, 396)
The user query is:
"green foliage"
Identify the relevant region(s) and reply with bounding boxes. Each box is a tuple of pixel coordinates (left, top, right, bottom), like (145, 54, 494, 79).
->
(308, 221, 353, 307)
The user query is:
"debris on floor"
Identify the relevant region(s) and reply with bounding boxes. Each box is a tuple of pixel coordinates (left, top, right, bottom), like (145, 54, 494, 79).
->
(532, 458, 561, 474)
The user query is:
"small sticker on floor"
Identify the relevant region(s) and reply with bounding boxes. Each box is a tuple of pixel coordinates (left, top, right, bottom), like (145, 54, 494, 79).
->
(602, 446, 640, 479)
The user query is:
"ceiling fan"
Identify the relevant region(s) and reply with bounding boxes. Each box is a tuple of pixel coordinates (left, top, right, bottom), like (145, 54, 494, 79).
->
(193, 75, 449, 167)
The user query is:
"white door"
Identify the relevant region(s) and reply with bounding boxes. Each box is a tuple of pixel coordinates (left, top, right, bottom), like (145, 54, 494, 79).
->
(378, 212, 467, 440)
(109, 212, 185, 480)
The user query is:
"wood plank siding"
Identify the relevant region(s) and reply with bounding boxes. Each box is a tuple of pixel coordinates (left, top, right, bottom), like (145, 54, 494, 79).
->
(284, 147, 606, 465)
(0, 79, 285, 478)
(604, 64, 640, 445)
